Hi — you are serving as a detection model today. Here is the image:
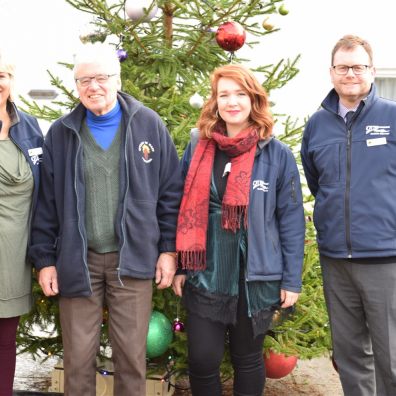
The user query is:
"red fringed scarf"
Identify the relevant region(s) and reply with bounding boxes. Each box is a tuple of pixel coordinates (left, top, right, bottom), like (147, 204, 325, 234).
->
(176, 127, 259, 271)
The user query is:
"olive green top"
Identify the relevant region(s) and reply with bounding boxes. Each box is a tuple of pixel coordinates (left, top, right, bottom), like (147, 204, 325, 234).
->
(0, 138, 33, 317)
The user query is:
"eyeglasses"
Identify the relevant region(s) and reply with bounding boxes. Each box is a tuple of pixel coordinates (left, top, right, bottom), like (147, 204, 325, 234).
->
(332, 65, 371, 75)
(75, 74, 117, 87)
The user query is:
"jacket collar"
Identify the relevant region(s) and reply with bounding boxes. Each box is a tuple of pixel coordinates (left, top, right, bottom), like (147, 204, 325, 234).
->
(257, 135, 273, 154)
(321, 83, 377, 115)
(7, 100, 20, 127)
(61, 91, 143, 132)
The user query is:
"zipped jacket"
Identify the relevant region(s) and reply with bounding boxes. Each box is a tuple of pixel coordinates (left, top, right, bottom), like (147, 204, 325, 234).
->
(301, 84, 396, 258)
(29, 92, 183, 297)
(181, 137, 305, 292)
(6, 102, 43, 224)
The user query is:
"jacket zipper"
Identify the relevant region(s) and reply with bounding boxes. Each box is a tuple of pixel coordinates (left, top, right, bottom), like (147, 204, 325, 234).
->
(240, 229, 252, 317)
(345, 127, 352, 258)
(244, 267, 252, 318)
(117, 118, 131, 285)
(74, 132, 92, 292)
(291, 176, 297, 203)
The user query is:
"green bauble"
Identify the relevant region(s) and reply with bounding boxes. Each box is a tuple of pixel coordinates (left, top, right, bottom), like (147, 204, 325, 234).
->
(146, 311, 173, 358)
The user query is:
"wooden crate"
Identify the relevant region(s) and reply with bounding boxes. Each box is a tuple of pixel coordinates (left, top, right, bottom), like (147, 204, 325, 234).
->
(48, 361, 174, 396)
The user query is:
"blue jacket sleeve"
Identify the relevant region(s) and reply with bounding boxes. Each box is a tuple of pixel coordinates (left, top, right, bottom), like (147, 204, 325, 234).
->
(180, 142, 192, 180)
(300, 121, 319, 197)
(276, 148, 305, 292)
(156, 123, 184, 253)
(28, 128, 59, 269)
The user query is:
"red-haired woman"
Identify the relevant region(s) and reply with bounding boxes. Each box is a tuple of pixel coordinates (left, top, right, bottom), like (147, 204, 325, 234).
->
(173, 64, 305, 396)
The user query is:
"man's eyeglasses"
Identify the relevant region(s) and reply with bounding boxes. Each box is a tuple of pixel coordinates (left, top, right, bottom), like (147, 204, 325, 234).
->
(75, 74, 117, 87)
(332, 65, 371, 76)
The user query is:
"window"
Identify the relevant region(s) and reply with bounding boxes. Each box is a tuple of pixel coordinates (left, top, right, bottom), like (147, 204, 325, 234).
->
(375, 68, 396, 100)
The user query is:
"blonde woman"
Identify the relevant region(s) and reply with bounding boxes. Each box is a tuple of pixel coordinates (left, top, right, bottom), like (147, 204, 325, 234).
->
(0, 50, 43, 395)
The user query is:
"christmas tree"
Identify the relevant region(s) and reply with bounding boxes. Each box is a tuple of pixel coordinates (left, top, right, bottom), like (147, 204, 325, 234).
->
(19, 0, 331, 380)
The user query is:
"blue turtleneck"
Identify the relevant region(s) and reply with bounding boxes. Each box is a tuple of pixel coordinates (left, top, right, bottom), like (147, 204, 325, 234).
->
(86, 100, 122, 150)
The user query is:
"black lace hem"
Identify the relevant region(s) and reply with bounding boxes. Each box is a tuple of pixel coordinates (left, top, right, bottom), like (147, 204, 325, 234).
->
(251, 309, 274, 338)
(182, 283, 238, 325)
(182, 283, 275, 337)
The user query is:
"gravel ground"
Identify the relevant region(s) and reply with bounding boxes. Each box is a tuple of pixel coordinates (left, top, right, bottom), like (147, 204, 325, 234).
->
(173, 357, 343, 396)
(14, 354, 343, 395)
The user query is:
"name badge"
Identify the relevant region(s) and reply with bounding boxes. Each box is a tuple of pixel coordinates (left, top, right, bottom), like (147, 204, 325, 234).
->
(366, 137, 387, 147)
(222, 162, 232, 177)
(28, 147, 43, 156)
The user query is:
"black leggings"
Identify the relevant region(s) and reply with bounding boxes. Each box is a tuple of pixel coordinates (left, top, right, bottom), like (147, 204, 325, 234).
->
(187, 285, 270, 396)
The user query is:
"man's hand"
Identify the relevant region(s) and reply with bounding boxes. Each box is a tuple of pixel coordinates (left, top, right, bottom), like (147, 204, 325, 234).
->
(38, 266, 59, 296)
(172, 275, 186, 297)
(280, 289, 299, 308)
(155, 253, 177, 289)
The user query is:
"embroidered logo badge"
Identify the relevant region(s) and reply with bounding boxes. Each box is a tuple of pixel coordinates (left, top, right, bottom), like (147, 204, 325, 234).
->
(138, 141, 155, 163)
(252, 180, 269, 192)
(28, 147, 43, 165)
(365, 125, 390, 135)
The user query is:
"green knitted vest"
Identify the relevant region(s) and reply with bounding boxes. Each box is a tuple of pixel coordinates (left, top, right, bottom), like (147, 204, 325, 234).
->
(80, 121, 121, 253)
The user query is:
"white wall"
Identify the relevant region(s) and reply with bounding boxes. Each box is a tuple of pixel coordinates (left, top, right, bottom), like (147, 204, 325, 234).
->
(1, 0, 396, 127)
(246, 0, 396, 120)
(0, 0, 89, 94)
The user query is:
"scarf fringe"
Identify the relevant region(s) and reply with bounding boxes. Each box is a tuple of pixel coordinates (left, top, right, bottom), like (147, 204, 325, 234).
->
(178, 250, 207, 271)
(222, 204, 248, 233)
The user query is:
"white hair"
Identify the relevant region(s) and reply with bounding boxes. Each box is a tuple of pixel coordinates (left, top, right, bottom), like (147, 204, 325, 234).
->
(73, 43, 121, 77)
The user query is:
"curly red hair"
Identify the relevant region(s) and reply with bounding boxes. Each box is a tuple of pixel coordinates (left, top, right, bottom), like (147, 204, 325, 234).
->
(197, 64, 273, 139)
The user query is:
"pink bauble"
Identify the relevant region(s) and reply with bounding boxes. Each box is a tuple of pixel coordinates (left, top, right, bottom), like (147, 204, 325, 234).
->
(172, 319, 185, 332)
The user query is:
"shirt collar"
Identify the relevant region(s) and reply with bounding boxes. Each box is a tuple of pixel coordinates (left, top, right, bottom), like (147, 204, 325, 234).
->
(338, 102, 359, 120)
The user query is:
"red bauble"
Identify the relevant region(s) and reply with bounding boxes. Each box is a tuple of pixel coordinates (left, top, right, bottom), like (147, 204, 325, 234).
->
(264, 350, 298, 379)
(215, 21, 246, 52)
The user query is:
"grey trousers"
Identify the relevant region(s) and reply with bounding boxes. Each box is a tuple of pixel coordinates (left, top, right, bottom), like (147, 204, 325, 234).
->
(59, 250, 153, 396)
(320, 255, 396, 396)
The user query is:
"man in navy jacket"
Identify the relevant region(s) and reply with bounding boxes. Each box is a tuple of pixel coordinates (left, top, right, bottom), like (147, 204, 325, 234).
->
(301, 35, 396, 395)
(29, 44, 182, 396)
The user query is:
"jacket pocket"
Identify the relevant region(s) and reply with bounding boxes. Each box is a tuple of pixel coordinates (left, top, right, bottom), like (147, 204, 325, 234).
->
(123, 199, 161, 258)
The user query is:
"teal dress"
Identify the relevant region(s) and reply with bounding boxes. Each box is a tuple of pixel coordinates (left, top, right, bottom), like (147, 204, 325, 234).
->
(183, 149, 280, 337)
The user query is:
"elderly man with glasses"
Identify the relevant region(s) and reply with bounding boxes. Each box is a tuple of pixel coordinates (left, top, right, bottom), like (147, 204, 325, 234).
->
(29, 43, 183, 396)
(301, 34, 396, 396)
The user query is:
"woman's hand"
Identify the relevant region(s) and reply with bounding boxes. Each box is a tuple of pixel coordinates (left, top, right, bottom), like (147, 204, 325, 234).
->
(172, 275, 186, 297)
(280, 289, 299, 308)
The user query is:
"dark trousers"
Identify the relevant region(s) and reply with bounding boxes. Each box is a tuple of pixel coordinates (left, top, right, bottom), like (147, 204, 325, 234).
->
(187, 281, 269, 396)
(0, 316, 19, 396)
(321, 255, 396, 396)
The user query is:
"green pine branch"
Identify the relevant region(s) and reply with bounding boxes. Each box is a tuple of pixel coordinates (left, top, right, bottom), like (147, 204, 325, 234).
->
(18, 0, 329, 373)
